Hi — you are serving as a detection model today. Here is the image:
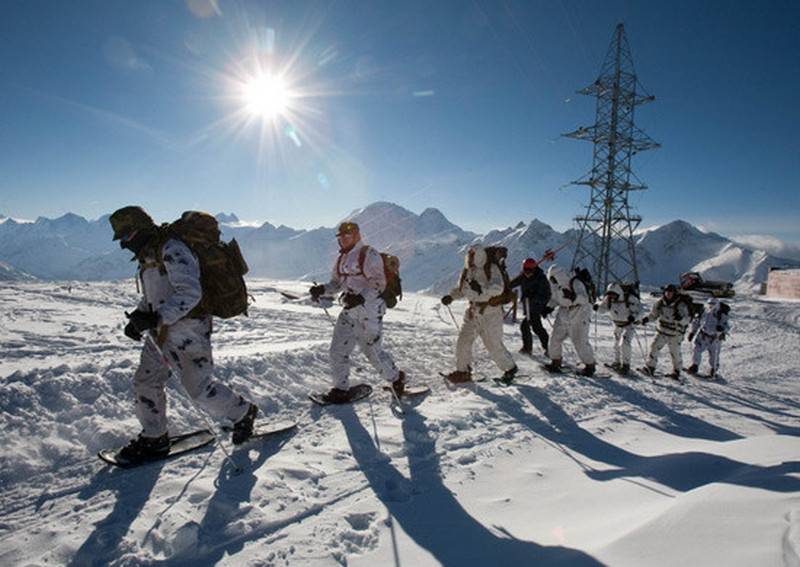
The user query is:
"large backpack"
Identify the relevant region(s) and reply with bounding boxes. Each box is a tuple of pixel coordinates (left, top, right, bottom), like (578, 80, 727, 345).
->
(343, 245, 403, 308)
(457, 246, 515, 306)
(620, 282, 640, 307)
(674, 292, 703, 320)
(570, 267, 597, 303)
(155, 211, 250, 319)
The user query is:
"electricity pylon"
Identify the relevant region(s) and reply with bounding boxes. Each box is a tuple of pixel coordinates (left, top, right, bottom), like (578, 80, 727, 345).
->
(564, 23, 659, 292)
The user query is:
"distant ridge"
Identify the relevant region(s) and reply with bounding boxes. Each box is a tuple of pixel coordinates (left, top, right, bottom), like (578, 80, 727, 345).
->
(0, 203, 796, 291)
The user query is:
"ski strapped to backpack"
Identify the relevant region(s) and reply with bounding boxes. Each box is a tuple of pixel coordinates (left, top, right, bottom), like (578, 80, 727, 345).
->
(149, 211, 250, 319)
(337, 245, 403, 308)
(570, 267, 597, 303)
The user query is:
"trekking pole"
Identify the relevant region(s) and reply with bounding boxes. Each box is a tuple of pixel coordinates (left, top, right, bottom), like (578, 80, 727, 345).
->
(312, 281, 336, 326)
(445, 305, 460, 332)
(144, 334, 243, 474)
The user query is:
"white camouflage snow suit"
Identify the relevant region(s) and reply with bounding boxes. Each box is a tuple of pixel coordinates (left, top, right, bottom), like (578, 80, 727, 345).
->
(546, 265, 595, 365)
(689, 299, 731, 373)
(320, 241, 400, 390)
(596, 284, 642, 367)
(133, 238, 252, 437)
(448, 246, 516, 374)
(645, 294, 691, 373)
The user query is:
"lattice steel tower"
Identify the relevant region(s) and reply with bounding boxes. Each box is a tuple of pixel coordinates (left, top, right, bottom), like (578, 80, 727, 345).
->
(564, 23, 659, 291)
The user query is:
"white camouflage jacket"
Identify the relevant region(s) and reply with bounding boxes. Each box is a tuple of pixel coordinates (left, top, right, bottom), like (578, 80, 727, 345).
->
(597, 295, 642, 326)
(323, 241, 385, 304)
(136, 238, 203, 326)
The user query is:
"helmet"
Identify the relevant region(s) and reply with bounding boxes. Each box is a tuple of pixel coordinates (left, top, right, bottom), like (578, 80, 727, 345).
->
(606, 283, 623, 298)
(522, 258, 537, 271)
(336, 221, 360, 237)
(109, 206, 155, 241)
(663, 284, 677, 295)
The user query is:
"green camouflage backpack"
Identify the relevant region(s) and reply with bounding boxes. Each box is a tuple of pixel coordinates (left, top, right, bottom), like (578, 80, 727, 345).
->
(156, 211, 250, 319)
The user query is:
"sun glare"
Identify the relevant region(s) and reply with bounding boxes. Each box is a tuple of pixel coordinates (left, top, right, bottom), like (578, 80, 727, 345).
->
(241, 74, 292, 120)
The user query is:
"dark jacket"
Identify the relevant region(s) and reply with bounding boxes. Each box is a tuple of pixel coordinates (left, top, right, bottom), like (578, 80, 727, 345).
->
(509, 267, 551, 310)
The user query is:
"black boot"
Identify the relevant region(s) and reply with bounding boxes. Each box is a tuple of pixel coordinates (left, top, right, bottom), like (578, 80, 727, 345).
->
(686, 364, 699, 375)
(580, 364, 596, 377)
(391, 371, 406, 397)
(232, 403, 259, 444)
(544, 359, 562, 373)
(498, 365, 518, 385)
(620, 363, 631, 375)
(323, 387, 353, 404)
(117, 432, 170, 462)
(666, 370, 681, 381)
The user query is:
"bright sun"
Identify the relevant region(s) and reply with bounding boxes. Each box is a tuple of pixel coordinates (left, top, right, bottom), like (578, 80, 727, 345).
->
(241, 74, 292, 120)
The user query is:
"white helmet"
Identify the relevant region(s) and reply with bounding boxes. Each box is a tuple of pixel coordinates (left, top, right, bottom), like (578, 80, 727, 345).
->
(706, 297, 719, 307)
(606, 283, 623, 298)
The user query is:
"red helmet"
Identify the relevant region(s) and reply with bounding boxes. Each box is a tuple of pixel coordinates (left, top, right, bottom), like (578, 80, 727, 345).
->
(522, 258, 537, 271)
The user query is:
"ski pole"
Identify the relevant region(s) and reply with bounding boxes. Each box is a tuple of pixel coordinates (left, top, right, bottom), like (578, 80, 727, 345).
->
(145, 333, 242, 474)
(632, 327, 648, 365)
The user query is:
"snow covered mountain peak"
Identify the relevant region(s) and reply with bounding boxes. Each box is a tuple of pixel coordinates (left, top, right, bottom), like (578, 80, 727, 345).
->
(215, 212, 240, 224)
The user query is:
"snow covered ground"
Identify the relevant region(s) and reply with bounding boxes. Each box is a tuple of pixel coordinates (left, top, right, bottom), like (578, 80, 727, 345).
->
(1, 279, 799, 566)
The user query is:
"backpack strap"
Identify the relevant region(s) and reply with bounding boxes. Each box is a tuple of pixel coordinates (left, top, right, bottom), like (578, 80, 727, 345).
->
(337, 245, 371, 279)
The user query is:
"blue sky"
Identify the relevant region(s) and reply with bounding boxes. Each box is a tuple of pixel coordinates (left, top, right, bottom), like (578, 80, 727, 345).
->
(1, 0, 798, 242)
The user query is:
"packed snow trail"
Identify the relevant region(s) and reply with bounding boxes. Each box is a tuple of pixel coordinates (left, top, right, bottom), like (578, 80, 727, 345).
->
(1, 280, 799, 566)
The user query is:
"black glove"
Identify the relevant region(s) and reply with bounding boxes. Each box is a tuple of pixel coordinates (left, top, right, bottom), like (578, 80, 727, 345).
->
(592, 303, 599, 311)
(441, 295, 453, 306)
(627, 315, 635, 323)
(542, 306, 554, 318)
(309, 284, 326, 301)
(719, 332, 726, 341)
(562, 288, 576, 301)
(342, 292, 365, 309)
(640, 317, 649, 325)
(688, 332, 696, 342)
(124, 321, 142, 341)
(126, 310, 159, 334)
(468, 279, 483, 294)
(716, 325, 724, 332)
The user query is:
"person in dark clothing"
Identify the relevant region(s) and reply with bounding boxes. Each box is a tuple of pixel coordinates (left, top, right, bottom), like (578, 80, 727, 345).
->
(509, 258, 552, 354)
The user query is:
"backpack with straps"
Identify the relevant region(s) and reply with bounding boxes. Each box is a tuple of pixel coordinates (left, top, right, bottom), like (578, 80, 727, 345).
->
(458, 246, 515, 306)
(154, 211, 250, 319)
(570, 267, 597, 303)
(340, 245, 403, 308)
(673, 292, 703, 320)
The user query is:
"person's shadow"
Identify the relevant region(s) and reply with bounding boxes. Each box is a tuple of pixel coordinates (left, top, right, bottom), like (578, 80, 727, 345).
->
(69, 460, 166, 567)
(154, 428, 296, 566)
(337, 405, 604, 566)
(505, 384, 800, 494)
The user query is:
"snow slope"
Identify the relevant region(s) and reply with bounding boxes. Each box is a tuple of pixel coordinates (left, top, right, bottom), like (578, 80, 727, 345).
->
(1, 280, 799, 566)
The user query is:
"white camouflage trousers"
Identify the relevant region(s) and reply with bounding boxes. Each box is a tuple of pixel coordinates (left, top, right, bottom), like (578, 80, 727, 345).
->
(330, 303, 399, 390)
(455, 305, 515, 373)
(691, 333, 722, 371)
(133, 318, 251, 437)
(647, 332, 683, 372)
(613, 324, 635, 365)
(547, 305, 595, 364)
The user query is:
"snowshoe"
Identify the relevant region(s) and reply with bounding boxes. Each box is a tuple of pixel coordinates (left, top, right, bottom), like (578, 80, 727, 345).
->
(637, 366, 656, 377)
(442, 370, 472, 384)
(309, 384, 373, 406)
(99, 430, 214, 468)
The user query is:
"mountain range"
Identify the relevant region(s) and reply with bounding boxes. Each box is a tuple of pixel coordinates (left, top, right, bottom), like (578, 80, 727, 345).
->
(1, 203, 796, 292)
